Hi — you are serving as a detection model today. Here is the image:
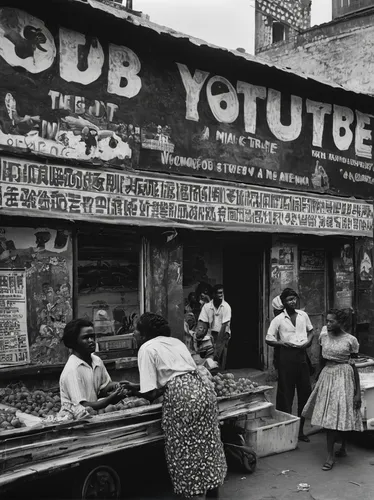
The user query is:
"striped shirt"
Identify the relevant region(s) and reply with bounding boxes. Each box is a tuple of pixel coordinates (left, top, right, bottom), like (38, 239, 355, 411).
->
(60, 353, 111, 405)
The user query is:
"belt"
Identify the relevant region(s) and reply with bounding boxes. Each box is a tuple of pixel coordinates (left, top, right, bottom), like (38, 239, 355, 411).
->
(325, 360, 349, 366)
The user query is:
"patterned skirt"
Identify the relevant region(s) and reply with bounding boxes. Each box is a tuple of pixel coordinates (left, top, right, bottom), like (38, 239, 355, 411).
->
(302, 363, 363, 432)
(162, 371, 227, 497)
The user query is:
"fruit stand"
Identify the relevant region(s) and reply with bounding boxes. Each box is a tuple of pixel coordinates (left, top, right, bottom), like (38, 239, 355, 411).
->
(0, 374, 273, 499)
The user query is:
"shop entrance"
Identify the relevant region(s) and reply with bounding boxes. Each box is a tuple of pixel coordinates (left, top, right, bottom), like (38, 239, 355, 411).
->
(223, 244, 263, 370)
(182, 231, 265, 370)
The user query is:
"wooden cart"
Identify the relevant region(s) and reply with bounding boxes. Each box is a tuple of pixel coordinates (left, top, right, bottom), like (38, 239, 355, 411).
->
(0, 386, 273, 499)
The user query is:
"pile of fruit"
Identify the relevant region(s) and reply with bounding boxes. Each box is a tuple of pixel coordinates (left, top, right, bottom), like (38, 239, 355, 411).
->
(1, 386, 61, 418)
(0, 407, 24, 431)
(213, 373, 258, 397)
(0, 384, 150, 420)
(96, 396, 150, 415)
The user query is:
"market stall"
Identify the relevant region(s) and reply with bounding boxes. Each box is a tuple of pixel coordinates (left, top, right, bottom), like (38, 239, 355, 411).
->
(0, 378, 280, 499)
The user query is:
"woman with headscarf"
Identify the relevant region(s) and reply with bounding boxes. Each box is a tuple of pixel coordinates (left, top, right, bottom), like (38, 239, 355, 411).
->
(124, 313, 227, 499)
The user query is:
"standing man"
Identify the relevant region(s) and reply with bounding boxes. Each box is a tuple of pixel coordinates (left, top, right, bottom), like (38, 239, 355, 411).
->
(266, 288, 314, 442)
(199, 284, 231, 370)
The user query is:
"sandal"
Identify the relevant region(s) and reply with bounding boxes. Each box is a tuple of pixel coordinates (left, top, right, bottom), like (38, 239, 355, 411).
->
(298, 434, 310, 443)
(335, 449, 347, 458)
(322, 461, 335, 471)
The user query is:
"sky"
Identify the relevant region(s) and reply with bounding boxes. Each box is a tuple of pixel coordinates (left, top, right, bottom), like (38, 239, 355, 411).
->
(135, 0, 332, 54)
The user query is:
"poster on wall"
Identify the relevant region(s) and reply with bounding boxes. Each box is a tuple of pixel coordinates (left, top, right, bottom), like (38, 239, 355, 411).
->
(0, 269, 29, 364)
(300, 249, 325, 271)
(0, 6, 373, 198)
(0, 226, 72, 365)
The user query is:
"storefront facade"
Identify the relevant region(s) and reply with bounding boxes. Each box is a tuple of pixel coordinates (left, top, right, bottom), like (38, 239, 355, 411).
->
(0, 1, 373, 377)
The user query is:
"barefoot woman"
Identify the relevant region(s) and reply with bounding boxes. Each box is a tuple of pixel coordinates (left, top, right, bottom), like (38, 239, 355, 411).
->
(302, 309, 363, 470)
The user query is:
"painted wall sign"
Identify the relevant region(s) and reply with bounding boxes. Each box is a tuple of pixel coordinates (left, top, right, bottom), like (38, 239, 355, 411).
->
(0, 7, 373, 197)
(0, 157, 372, 236)
(0, 268, 29, 364)
(0, 225, 72, 365)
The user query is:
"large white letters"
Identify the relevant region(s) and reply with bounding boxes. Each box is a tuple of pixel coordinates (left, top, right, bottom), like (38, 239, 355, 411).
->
(333, 105, 354, 151)
(107, 44, 142, 98)
(0, 7, 56, 73)
(306, 100, 332, 148)
(206, 76, 239, 124)
(59, 28, 104, 85)
(355, 111, 373, 159)
(176, 63, 209, 121)
(237, 81, 266, 134)
(267, 89, 302, 142)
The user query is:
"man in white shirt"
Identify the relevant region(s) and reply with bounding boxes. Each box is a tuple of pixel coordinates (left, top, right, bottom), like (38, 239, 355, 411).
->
(60, 318, 127, 413)
(266, 288, 314, 442)
(199, 284, 231, 369)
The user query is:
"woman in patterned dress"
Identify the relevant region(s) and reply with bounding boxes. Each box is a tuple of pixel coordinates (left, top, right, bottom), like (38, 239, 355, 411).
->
(124, 313, 227, 499)
(302, 309, 363, 471)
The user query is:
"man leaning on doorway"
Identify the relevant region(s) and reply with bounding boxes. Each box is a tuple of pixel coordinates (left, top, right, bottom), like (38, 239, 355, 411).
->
(266, 288, 314, 442)
(199, 284, 231, 370)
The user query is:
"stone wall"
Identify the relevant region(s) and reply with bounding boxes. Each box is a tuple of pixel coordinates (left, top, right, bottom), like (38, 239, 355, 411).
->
(257, 9, 374, 95)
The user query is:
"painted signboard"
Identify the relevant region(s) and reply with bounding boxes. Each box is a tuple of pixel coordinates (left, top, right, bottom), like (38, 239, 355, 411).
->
(0, 268, 29, 364)
(0, 6, 373, 198)
(0, 225, 72, 365)
(0, 158, 372, 236)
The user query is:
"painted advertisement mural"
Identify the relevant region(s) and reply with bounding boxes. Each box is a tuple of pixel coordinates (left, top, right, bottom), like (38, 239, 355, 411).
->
(0, 6, 373, 198)
(0, 226, 72, 365)
(0, 158, 372, 236)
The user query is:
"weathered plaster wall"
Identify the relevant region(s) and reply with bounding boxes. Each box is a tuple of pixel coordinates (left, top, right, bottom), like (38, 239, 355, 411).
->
(257, 10, 374, 95)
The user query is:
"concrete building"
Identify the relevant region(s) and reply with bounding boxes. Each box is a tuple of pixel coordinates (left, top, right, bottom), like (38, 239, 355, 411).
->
(255, 0, 374, 95)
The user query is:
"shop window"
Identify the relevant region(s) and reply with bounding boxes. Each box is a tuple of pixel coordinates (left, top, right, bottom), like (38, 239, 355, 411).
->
(77, 227, 141, 355)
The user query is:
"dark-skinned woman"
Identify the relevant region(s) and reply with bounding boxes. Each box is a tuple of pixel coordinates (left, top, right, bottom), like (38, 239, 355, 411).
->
(302, 309, 363, 471)
(124, 313, 227, 499)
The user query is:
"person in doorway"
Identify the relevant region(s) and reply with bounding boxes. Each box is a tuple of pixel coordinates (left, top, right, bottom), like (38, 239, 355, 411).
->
(196, 282, 213, 309)
(60, 318, 127, 416)
(302, 309, 363, 471)
(266, 288, 314, 442)
(271, 295, 284, 370)
(124, 313, 227, 499)
(185, 291, 201, 322)
(199, 284, 232, 370)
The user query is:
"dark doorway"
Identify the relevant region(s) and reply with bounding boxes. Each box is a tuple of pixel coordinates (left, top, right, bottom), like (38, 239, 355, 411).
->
(223, 244, 263, 370)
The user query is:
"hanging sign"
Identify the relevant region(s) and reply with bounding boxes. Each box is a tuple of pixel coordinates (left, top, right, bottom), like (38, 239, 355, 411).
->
(0, 157, 372, 236)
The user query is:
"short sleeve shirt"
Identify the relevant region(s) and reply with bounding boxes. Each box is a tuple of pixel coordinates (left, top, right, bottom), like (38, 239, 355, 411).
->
(60, 354, 111, 405)
(138, 336, 197, 393)
(198, 300, 231, 333)
(319, 326, 359, 363)
(266, 309, 313, 345)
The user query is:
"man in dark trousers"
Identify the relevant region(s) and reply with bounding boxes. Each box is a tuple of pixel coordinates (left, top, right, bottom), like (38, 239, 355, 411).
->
(266, 288, 314, 442)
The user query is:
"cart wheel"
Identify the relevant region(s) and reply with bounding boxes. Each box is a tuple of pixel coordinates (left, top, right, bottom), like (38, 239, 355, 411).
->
(224, 443, 257, 474)
(75, 464, 121, 499)
(240, 448, 257, 474)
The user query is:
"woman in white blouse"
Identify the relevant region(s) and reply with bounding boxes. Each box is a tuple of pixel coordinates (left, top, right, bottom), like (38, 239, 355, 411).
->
(124, 313, 227, 499)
